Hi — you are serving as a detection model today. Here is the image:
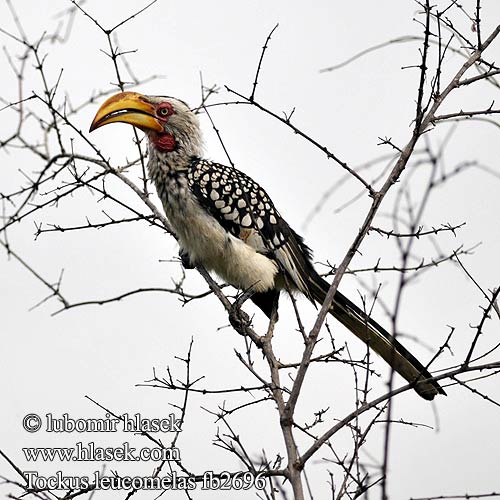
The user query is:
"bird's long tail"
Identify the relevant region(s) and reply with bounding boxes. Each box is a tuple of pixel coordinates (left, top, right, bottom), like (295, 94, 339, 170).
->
(307, 272, 446, 400)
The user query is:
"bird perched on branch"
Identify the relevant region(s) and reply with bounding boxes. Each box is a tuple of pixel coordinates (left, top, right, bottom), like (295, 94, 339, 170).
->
(90, 91, 445, 400)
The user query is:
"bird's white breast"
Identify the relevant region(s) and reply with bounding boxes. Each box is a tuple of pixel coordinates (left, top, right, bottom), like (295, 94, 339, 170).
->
(155, 168, 278, 293)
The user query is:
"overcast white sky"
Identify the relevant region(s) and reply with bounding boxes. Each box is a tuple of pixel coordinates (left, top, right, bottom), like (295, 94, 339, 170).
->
(1, 1, 500, 499)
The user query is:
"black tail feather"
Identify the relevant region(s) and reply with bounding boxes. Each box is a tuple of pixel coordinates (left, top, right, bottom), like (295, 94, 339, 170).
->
(307, 271, 446, 400)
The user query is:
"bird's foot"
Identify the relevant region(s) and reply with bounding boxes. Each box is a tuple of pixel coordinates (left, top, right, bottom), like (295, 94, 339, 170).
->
(229, 304, 252, 334)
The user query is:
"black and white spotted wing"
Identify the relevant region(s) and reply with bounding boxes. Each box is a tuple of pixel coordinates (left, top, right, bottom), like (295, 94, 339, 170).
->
(186, 158, 315, 294)
(186, 158, 289, 251)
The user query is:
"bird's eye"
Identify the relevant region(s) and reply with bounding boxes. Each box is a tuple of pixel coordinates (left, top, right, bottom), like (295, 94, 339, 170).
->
(157, 103, 174, 118)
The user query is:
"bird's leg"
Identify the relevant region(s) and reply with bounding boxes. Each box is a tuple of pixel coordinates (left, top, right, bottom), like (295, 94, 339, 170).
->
(250, 289, 280, 320)
(179, 247, 195, 269)
(270, 292, 280, 322)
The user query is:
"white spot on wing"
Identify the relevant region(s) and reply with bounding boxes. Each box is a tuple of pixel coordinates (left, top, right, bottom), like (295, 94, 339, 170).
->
(241, 214, 251, 226)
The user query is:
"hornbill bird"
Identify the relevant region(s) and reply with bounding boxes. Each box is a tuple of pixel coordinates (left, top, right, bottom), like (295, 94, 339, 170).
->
(90, 91, 445, 401)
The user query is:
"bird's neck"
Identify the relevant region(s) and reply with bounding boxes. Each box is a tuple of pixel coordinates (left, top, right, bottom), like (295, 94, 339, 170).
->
(147, 128, 203, 175)
(148, 121, 203, 173)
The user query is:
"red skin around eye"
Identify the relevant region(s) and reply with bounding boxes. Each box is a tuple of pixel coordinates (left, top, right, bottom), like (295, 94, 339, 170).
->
(150, 102, 176, 151)
(157, 102, 174, 117)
